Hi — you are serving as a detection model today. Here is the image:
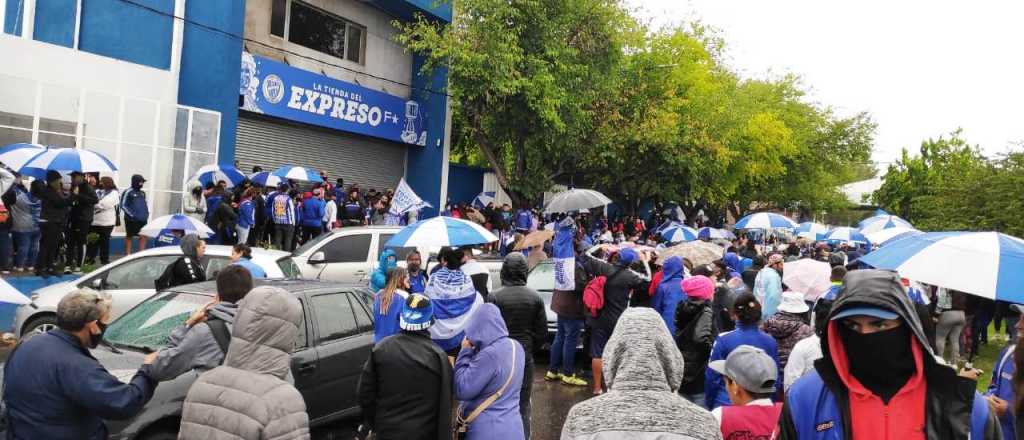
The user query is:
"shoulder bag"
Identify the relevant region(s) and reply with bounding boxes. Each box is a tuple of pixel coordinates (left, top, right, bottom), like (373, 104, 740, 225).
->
(453, 340, 518, 440)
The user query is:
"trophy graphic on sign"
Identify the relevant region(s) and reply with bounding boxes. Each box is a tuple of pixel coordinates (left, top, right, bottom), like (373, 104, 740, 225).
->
(401, 100, 421, 144)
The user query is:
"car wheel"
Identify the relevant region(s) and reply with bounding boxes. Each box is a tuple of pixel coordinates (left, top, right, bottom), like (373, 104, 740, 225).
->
(23, 315, 58, 340)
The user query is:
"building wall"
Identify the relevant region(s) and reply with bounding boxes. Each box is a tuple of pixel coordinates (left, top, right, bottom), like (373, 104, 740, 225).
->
(447, 164, 486, 206)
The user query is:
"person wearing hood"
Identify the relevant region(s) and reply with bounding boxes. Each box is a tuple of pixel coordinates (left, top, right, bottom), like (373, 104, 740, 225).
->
(761, 291, 814, 370)
(778, 269, 1003, 440)
(753, 253, 785, 319)
(426, 248, 486, 355)
(489, 252, 547, 440)
(358, 294, 453, 440)
(561, 307, 722, 440)
(579, 244, 652, 396)
(155, 233, 207, 290)
(146, 265, 253, 381)
(120, 174, 149, 255)
(723, 252, 744, 280)
(652, 256, 688, 335)
(372, 267, 410, 343)
(705, 292, 779, 410)
(370, 248, 398, 293)
(708, 345, 783, 439)
(178, 286, 310, 439)
(454, 303, 525, 440)
(674, 275, 717, 407)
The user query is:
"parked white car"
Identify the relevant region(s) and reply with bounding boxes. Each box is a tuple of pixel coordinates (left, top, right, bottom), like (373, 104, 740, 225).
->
(12, 245, 299, 338)
(290, 226, 504, 290)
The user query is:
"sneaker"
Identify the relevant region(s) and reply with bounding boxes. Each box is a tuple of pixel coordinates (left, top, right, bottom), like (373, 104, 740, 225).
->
(72, 267, 83, 274)
(561, 375, 588, 387)
(12, 267, 23, 273)
(544, 371, 563, 381)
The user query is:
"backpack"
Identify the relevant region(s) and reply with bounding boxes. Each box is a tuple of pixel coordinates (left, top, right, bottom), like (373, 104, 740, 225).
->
(583, 267, 625, 317)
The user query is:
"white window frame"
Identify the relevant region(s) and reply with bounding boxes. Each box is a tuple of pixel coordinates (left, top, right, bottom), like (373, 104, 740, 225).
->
(270, 0, 367, 65)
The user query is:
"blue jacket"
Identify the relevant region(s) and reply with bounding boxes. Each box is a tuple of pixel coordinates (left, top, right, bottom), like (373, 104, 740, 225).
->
(372, 289, 408, 343)
(237, 199, 255, 228)
(2, 330, 157, 440)
(513, 209, 532, 231)
(370, 249, 398, 292)
(409, 270, 428, 294)
(300, 198, 325, 228)
(454, 304, 525, 440)
(986, 344, 1016, 439)
(120, 188, 148, 223)
(651, 256, 687, 335)
(705, 323, 779, 409)
(754, 267, 783, 319)
(232, 258, 267, 278)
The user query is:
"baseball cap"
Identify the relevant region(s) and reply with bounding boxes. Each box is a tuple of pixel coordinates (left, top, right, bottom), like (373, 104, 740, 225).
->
(618, 248, 639, 265)
(768, 254, 784, 265)
(707, 345, 778, 394)
(399, 294, 435, 331)
(831, 305, 899, 321)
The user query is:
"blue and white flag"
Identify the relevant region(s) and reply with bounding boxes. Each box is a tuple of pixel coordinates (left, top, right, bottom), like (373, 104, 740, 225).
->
(553, 218, 576, 291)
(425, 267, 484, 352)
(389, 178, 432, 216)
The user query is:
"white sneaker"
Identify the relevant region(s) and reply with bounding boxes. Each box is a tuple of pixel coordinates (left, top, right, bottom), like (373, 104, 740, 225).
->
(72, 267, 83, 274)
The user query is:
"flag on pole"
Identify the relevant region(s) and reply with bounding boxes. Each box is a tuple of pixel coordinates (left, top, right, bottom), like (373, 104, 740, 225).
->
(389, 178, 432, 216)
(553, 218, 576, 291)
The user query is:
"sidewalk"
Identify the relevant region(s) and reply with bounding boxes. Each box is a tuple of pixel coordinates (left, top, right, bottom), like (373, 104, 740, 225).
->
(0, 275, 79, 334)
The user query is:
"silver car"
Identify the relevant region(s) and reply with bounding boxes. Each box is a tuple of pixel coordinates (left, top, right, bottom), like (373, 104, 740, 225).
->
(12, 245, 300, 339)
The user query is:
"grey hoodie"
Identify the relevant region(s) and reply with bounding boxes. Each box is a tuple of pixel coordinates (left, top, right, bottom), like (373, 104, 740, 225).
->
(178, 287, 310, 440)
(148, 302, 238, 382)
(561, 307, 722, 440)
(180, 233, 201, 260)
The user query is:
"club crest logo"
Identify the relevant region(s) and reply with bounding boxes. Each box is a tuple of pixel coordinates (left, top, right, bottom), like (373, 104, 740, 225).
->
(262, 74, 285, 104)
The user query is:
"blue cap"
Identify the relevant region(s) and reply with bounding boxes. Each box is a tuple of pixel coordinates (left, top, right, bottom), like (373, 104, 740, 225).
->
(618, 248, 639, 265)
(831, 306, 899, 321)
(400, 294, 435, 331)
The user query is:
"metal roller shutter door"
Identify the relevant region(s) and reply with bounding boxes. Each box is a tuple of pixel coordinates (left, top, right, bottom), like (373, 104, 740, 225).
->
(235, 113, 406, 191)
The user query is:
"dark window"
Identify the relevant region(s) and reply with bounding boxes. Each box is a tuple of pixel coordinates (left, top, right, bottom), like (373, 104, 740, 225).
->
(346, 25, 363, 64)
(321, 234, 371, 263)
(378, 234, 415, 261)
(270, 0, 287, 37)
(295, 299, 308, 349)
(350, 292, 374, 333)
(311, 292, 359, 343)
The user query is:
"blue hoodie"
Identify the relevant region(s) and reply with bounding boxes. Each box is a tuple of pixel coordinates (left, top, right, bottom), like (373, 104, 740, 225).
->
(723, 252, 743, 279)
(237, 199, 255, 229)
(370, 249, 398, 292)
(651, 256, 687, 334)
(120, 178, 149, 223)
(705, 323, 780, 409)
(300, 197, 325, 228)
(455, 304, 526, 440)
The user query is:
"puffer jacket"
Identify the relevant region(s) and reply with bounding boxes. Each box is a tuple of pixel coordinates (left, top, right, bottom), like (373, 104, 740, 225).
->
(455, 304, 525, 440)
(178, 286, 309, 440)
(761, 311, 814, 370)
(489, 252, 547, 354)
(561, 308, 722, 440)
(674, 299, 715, 395)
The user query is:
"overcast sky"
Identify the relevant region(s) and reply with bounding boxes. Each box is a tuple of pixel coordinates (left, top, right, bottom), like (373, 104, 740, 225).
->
(624, 0, 1024, 166)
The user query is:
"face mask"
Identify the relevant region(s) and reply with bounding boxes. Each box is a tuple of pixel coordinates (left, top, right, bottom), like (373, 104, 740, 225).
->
(838, 321, 915, 401)
(89, 321, 109, 349)
(408, 263, 421, 273)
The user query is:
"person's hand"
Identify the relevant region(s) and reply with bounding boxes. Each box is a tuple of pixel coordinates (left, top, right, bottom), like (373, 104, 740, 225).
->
(958, 367, 980, 381)
(143, 351, 158, 365)
(185, 301, 217, 327)
(989, 396, 1009, 417)
(461, 337, 472, 349)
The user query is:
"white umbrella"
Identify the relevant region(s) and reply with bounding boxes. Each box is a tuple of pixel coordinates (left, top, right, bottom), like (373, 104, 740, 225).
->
(865, 227, 922, 246)
(0, 278, 31, 305)
(544, 188, 612, 213)
(782, 259, 832, 301)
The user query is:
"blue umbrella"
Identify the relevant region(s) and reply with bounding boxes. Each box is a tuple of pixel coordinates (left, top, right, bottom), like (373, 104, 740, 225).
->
(860, 231, 1024, 302)
(859, 215, 914, 234)
(249, 171, 285, 188)
(272, 166, 324, 183)
(384, 216, 499, 248)
(823, 227, 869, 244)
(139, 214, 215, 238)
(190, 164, 246, 188)
(734, 212, 799, 230)
(472, 191, 496, 209)
(795, 222, 830, 240)
(0, 143, 47, 172)
(19, 147, 117, 173)
(698, 227, 734, 240)
(858, 209, 892, 227)
(662, 225, 699, 243)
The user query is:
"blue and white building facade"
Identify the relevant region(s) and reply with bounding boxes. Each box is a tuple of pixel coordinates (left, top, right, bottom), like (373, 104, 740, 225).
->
(0, 0, 452, 220)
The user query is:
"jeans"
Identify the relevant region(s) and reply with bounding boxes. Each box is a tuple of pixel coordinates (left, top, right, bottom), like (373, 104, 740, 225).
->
(86, 226, 113, 265)
(236, 225, 250, 245)
(0, 227, 10, 270)
(273, 224, 295, 252)
(12, 230, 40, 268)
(550, 317, 583, 376)
(936, 310, 966, 365)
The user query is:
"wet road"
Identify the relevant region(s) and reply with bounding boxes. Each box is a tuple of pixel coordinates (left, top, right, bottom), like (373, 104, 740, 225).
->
(314, 354, 593, 440)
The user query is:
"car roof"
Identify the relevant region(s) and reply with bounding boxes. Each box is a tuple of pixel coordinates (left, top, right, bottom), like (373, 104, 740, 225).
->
(126, 245, 290, 259)
(166, 278, 369, 296)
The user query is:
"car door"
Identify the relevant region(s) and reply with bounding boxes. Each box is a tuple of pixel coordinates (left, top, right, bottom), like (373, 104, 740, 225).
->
(310, 234, 373, 283)
(304, 290, 373, 421)
(289, 296, 324, 421)
(87, 255, 180, 320)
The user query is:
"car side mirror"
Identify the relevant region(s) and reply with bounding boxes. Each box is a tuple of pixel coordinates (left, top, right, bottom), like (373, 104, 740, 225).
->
(309, 251, 326, 265)
(90, 278, 105, 290)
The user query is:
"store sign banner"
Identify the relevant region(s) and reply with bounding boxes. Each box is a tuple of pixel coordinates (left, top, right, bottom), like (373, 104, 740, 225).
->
(240, 52, 428, 146)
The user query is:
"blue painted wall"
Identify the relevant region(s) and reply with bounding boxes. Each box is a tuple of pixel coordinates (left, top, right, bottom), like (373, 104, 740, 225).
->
(404, 54, 448, 218)
(176, 0, 245, 165)
(33, 0, 76, 47)
(79, 0, 174, 69)
(4, 0, 24, 35)
(447, 164, 485, 206)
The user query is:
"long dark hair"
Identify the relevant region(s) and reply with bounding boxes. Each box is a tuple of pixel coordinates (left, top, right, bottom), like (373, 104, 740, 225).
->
(732, 293, 762, 325)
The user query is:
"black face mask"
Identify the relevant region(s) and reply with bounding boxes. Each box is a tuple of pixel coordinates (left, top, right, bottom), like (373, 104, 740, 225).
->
(89, 321, 108, 349)
(839, 322, 915, 403)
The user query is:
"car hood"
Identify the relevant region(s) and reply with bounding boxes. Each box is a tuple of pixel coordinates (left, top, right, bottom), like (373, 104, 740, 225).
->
(91, 344, 147, 382)
(27, 281, 77, 309)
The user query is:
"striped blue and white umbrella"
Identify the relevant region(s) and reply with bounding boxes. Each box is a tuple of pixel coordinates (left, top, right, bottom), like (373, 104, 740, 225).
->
(858, 209, 892, 228)
(271, 166, 323, 183)
(0, 143, 47, 170)
(795, 222, 830, 241)
(823, 227, 869, 244)
(20, 147, 117, 173)
(859, 215, 914, 234)
(249, 171, 285, 188)
(139, 214, 215, 238)
(734, 212, 799, 230)
(698, 227, 735, 240)
(860, 232, 1024, 302)
(190, 164, 246, 188)
(472, 191, 496, 209)
(662, 225, 699, 243)
(384, 216, 498, 248)
(865, 226, 922, 246)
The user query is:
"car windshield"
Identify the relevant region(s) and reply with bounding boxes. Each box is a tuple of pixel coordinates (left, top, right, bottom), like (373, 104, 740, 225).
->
(104, 291, 210, 351)
(293, 232, 333, 255)
(527, 262, 556, 292)
(277, 257, 301, 278)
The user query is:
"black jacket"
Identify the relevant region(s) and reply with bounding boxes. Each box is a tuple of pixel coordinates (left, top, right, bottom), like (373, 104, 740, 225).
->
(210, 198, 238, 230)
(36, 185, 71, 225)
(777, 269, 1001, 440)
(154, 256, 207, 290)
(69, 182, 98, 228)
(489, 253, 547, 355)
(674, 299, 714, 394)
(357, 331, 453, 440)
(579, 253, 644, 333)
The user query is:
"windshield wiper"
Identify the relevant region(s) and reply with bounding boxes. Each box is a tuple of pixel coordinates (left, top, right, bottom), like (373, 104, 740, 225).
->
(100, 339, 123, 354)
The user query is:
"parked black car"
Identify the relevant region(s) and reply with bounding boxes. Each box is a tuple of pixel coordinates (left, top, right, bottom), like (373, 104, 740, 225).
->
(92, 279, 374, 439)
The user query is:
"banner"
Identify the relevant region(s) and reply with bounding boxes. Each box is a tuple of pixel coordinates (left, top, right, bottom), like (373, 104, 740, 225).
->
(553, 218, 576, 291)
(389, 178, 432, 216)
(240, 52, 429, 146)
